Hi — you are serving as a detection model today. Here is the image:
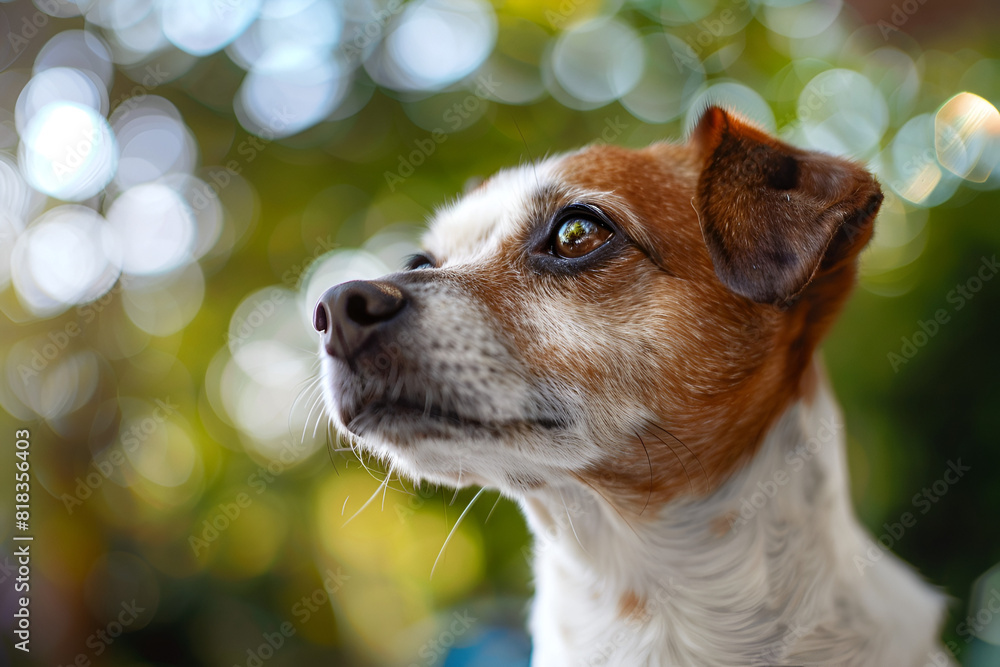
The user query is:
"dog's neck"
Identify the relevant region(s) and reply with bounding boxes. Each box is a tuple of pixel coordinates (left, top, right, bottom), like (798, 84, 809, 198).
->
(520, 368, 949, 666)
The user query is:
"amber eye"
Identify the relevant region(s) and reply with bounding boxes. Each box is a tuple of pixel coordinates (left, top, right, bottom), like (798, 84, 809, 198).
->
(552, 216, 614, 259)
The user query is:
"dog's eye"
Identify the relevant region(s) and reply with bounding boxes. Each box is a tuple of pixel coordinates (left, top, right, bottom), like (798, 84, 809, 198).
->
(404, 253, 435, 271)
(552, 216, 613, 259)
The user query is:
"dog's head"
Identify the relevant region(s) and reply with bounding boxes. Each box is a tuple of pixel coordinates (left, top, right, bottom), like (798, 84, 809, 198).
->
(314, 107, 881, 513)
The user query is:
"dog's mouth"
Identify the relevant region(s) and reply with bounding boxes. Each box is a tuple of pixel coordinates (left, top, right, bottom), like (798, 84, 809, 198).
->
(341, 394, 567, 442)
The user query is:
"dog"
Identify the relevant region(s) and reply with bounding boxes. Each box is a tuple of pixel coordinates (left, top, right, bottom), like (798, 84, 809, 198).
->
(313, 106, 952, 666)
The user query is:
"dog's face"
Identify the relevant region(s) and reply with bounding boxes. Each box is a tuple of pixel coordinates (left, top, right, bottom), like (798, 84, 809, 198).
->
(315, 107, 882, 513)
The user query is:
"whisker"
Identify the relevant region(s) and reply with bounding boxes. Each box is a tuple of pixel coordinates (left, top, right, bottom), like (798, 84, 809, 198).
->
(635, 432, 653, 516)
(558, 488, 586, 554)
(300, 387, 326, 442)
(289, 375, 322, 434)
(651, 431, 694, 494)
(325, 419, 343, 472)
(450, 456, 463, 505)
(381, 464, 395, 511)
(513, 115, 540, 191)
(390, 481, 415, 497)
(648, 423, 710, 486)
(309, 400, 327, 439)
(287, 343, 324, 357)
(576, 475, 639, 538)
(344, 429, 382, 483)
(431, 487, 486, 579)
(342, 474, 391, 527)
(484, 492, 503, 525)
(334, 421, 384, 483)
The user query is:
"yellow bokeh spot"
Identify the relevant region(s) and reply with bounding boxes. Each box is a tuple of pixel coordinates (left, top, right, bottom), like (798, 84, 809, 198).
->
(316, 473, 483, 597)
(502, 0, 604, 29)
(896, 160, 942, 205)
(397, 512, 483, 602)
(213, 498, 289, 579)
(316, 471, 408, 574)
(127, 421, 199, 488)
(935, 92, 1000, 183)
(314, 472, 487, 661)
(339, 575, 434, 664)
(860, 191, 928, 277)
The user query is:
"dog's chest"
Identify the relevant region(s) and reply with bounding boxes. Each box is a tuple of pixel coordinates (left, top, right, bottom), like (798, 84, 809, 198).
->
(523, 383, 950, 667)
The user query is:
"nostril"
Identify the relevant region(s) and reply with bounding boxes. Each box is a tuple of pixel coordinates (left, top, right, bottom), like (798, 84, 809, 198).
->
(346, 293, 381, 326)
(318, 281, 406, 357)
(313, 302, 329, 333)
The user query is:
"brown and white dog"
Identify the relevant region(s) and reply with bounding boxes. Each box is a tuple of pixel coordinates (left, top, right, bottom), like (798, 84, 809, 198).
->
(313, 107, 951, 666)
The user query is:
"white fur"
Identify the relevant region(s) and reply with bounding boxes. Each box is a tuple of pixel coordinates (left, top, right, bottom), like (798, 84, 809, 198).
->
(422, 158, 561, 268)
(523, 373, 952, 667)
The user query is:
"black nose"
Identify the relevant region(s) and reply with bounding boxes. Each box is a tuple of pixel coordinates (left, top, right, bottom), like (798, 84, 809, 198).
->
(314, 280, 407, 359)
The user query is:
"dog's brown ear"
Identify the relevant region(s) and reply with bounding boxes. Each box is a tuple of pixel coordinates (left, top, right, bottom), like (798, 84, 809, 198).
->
(691, 106, 883, 307)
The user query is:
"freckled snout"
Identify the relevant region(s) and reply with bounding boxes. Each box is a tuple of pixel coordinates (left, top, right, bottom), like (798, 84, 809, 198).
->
(313, 279, 407, 359)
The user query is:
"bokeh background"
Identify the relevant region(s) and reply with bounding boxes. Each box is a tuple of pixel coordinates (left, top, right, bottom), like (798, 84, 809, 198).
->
(0, 0, 999, 664)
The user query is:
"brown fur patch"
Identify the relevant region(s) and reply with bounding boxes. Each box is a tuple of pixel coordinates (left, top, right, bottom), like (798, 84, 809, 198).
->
(618, 590, 647, 621)
(542, 114, 878, 517)
(711, 513, 736, 537)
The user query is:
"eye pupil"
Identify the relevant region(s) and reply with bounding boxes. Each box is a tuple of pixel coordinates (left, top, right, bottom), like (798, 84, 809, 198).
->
(553, 217, 612, 258)
(561, 219, 593, 245)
